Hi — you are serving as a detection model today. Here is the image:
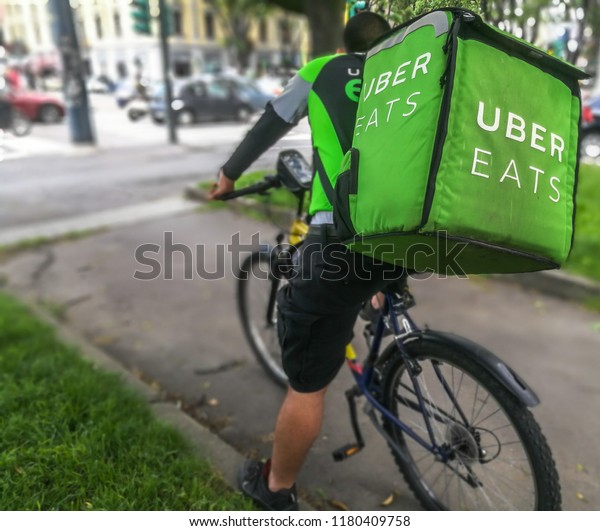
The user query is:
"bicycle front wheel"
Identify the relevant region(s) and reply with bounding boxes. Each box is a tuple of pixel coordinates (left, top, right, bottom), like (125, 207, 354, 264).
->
(237, 251, 287, 388)
(381, 339, 561, 510)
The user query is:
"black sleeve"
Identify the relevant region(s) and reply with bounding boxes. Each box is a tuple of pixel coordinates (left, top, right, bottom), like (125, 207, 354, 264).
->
(221, 103, 295, 181)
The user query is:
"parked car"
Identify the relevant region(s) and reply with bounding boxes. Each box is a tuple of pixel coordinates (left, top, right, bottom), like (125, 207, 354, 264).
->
(150, 77, 271, 125)
(218, 75, 273, 110)
(581, 96, 600, 159)
(6, 89, 65, 123)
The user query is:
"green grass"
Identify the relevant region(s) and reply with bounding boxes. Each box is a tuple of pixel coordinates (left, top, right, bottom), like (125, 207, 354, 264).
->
(199, 170, 299, 209)
(566, 164, 600, 281)
(0, 292, 254, 510)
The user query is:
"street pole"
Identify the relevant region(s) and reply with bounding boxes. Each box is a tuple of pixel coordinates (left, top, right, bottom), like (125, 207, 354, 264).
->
(158, 0, 177, 144)
(48, 0, 95, 145)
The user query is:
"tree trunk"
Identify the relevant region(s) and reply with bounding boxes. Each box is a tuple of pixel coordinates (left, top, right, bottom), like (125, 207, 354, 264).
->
(303, 0, 345, 57)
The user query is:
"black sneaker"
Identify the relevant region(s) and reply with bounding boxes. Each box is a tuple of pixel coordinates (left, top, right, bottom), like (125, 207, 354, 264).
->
(238, 459, 298, 511)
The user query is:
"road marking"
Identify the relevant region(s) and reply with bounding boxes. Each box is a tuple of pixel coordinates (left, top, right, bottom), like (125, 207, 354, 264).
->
(0, 196, 198, 246)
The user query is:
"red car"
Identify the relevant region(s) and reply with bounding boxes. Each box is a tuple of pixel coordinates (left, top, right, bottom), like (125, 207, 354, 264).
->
(7, 90, 65, 124)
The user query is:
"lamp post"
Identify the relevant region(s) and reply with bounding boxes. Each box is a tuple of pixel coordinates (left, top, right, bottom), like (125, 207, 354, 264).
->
(48, 0, 95, 145)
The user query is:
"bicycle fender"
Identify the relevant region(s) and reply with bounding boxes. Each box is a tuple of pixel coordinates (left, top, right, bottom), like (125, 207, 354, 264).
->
(416, 330, 540, 408)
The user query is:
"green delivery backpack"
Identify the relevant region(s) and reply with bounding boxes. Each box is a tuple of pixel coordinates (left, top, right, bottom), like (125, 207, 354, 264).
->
(332, 8, 589, 275)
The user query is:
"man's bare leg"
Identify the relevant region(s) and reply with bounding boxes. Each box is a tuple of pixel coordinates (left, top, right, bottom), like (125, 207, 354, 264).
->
(268, 386, 327, 491)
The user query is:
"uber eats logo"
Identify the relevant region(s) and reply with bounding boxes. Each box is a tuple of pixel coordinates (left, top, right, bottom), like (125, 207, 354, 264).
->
(354, 52, 432, 135)
(471, 102, 566, 204)
(345, 79, 362, 102)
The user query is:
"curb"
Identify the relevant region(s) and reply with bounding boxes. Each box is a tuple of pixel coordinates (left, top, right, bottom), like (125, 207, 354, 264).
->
(491, 269, 600, 303)
(12, 291, 316, 511)
(187, 184, 600, 305)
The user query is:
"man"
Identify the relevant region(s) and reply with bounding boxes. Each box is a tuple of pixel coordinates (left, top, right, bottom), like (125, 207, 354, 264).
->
(210, 12, 394, 510)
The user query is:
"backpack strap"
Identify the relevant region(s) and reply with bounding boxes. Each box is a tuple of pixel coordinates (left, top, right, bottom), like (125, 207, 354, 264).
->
(313, 149, 336, 208)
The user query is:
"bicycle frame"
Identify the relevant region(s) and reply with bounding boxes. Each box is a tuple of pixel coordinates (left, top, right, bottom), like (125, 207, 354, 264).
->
(344, 300, 455, 462)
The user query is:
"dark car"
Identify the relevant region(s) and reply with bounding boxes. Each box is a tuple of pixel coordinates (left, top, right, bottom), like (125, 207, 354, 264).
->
(219, 76, 273, 111)
(150, 77, 271, 125)
(581, 96, 600, 159)
(7, 89, 65, 123)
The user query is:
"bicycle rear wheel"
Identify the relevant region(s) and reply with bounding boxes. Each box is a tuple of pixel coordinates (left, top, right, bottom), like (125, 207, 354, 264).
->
(380, 339, 561, 510)
(237, 251, 287, 388)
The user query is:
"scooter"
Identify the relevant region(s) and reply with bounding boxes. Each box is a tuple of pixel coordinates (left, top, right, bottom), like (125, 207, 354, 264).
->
(126, 96, 149, 122)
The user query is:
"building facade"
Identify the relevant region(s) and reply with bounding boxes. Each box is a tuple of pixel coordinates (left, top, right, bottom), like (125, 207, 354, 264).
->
(0, 0, 308, 81)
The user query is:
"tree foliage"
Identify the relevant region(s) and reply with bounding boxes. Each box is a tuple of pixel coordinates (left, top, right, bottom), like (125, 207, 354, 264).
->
(228, 0, 598, 71)
(368, 0, 481, 25)
(206, 0, 269, 70)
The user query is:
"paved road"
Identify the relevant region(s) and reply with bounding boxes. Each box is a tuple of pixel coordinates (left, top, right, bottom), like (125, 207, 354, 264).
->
(0, 94, 311, 231)
(2, 208, 598, 511)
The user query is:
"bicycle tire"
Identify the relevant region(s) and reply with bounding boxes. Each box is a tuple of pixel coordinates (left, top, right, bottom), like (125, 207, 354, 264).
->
(237, 251, 288, 388)
(380, 338, 561, 510)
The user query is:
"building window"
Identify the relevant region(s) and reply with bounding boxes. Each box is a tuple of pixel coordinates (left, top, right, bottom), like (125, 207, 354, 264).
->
(259, 19, 267, 44)
(95, 15, 103, 40)
(172, 9, 183, 36)
(173, 60, 191, 77)
(114, 12, 122, 37)
(204, 11, 215, 41)
(279, 18, 290, 45)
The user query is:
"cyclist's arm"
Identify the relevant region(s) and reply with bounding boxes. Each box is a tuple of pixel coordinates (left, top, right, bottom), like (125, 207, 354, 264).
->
(221, 73, 311, 181)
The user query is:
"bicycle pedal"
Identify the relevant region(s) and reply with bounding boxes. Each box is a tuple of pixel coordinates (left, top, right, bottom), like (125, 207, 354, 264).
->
(332, 444, 363, 462)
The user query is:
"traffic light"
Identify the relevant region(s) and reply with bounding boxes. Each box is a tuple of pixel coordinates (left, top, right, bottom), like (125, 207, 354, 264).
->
(131, 0, 152, 35)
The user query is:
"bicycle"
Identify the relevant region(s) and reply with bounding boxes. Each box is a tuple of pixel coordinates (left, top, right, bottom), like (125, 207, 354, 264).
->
(220, 149, 562, 510)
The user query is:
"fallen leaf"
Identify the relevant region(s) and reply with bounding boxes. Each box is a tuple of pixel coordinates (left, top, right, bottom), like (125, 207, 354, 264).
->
(380, 493, 394, 507)
(576, 492, 588, 502)
(150, 381, 162, 391)
(534, 300, 545, 309)
(203, 382, 211, 389)
(328, 499, 350, 511)
(592, 323, 600, 333)
(208, 398, 219, 407)
(576, 464, 587, 472)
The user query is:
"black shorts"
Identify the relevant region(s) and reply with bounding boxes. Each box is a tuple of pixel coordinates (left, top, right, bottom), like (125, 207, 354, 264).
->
(276, 225, 404, 393)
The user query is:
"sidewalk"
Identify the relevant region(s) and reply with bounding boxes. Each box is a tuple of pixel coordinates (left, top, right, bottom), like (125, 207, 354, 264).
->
(1, 207, 599, 510)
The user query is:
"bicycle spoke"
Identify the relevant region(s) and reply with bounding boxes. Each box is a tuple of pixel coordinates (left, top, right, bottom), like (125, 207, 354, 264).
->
(473, 406, 502, 425)
(470, 383, 480, 424)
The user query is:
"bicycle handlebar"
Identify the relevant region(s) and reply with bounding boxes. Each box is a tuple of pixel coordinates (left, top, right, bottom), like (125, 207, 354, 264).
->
(218, 175, 280, 201)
